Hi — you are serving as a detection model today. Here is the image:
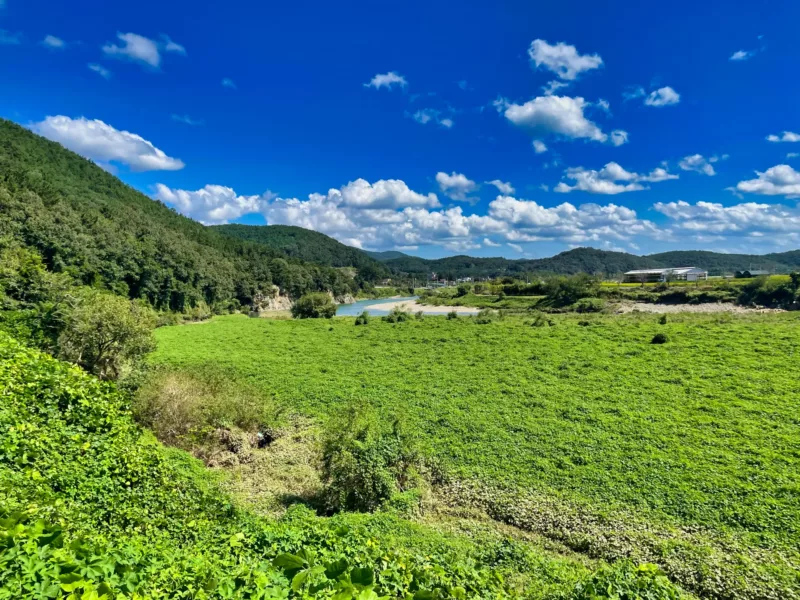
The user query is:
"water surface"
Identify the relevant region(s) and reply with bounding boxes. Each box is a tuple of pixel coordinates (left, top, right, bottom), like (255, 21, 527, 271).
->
(336, 296, 418, 316)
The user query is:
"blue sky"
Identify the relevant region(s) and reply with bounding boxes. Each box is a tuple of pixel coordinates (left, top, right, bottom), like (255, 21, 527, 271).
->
(3, 0, 800, 258)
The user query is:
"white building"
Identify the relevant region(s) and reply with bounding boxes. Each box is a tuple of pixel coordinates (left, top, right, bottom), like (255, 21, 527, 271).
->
(623, 267, 708, 283)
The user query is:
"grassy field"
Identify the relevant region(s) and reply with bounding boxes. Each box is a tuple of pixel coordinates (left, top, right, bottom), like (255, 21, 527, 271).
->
(152, 312, 800, 598)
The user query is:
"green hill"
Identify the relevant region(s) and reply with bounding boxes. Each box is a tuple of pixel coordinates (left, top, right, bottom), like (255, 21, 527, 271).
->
(365, 250, 412, 262)
(0, 118, 358, 312)
(213, 224, 387, 279)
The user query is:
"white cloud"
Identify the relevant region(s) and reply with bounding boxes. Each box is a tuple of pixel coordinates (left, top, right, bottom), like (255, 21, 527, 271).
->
(735, 164, 800, 198)
(364, 71, 407, 90)
(623, 86, 646, 102)
(88, 63, 111, 79)
(483, 238, 501, 247)
(102, 32, 185, 69)
(486, 180, 515, 195)
(766, 131, 800, 143)
(532, 139, 548, 153)
(679, 154, 717, 176)
(644, 86, 680, 107)
(788, 152, 799, 159)
(528, 39, 603, 81)
(554, 161, 677, 194)
(339, 178, 440, 209)
(436, 172, 478, 202)
(42, 35, 65, 49)
(154, 184, 271, 225)
(0, 29, 21, 45)
(508, 243, 523, 253)
(542, 80, 569, 96)
(32, 115, 184, 172)
(610, 130, 628, 147)
(730, 49, 755, 61)
(171, 114, 203, 126)
(410, 109, 453, 128)
(221, 78, 237, 89)
(502, 95, 619, 144)
(654, 200, 800, 234)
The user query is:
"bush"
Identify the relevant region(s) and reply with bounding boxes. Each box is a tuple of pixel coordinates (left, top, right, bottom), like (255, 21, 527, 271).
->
(382, 307, 411, 323)
(572, 297, 606, 313)
(475, 309, 496, 324)
(737, 276, 798, 308)
(543, 274, 600, 307)
(291, 292, 336, 319)
(529, 311, 554, 327)
(651, 333, 669, 344)
(572, 562, 680, 600)
(133, 368, 282, 456)
(456, 284, 470, 297)
(321, 406, 420, 513)
(659, 314, 668, 325)
(446, 310, 459, 320)
(354, 310, 370, 326)
(58, 290, 156, 380)
(415, 310, 425, 320)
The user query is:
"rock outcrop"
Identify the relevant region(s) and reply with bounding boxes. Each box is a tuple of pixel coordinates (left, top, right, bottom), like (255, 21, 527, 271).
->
(249, 285, 293, 316)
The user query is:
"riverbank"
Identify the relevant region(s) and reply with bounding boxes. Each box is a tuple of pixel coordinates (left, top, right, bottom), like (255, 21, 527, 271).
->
(363, 298, 480, 314)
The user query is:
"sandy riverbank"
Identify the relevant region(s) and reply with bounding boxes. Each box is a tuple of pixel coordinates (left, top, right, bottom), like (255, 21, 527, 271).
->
(617, 302, 784, 314)
(367, 298, 480, 314)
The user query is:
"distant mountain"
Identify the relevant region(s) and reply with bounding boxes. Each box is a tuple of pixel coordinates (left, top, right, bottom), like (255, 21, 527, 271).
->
(213, 224, 387, 279)
(366, 250, 412, 262)
(381, 246, 800, 278)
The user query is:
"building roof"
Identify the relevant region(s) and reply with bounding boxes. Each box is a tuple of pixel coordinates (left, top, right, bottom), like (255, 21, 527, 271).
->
(623, 266, 707, 275)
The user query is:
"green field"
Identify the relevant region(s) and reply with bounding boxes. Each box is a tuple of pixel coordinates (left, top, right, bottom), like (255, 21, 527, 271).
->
(152, 312, 800, 598)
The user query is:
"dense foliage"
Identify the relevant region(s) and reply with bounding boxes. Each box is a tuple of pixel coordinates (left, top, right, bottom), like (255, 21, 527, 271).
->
(153, 313, 800, 598)
(0, 119, 358, 314)
(5, 330, 686, 599)
(214, 224, 388, 282)
(291, 292, 337, 319)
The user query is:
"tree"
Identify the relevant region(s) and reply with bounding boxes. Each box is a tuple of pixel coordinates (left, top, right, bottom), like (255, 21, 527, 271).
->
(58, 291, 156, 380)
(290, 292, 336, 319)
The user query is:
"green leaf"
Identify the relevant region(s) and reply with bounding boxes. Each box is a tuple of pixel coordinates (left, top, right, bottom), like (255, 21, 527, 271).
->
(291, 570, 309, 592)
(350, 567, 374, 587)
(273, 553, 306, 570)
(325, 558, 349, 580)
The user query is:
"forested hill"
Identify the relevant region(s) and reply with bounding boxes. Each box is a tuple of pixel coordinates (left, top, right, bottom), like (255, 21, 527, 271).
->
(0, 119, 361, 312)
(380, 247, 800, 278)
(366, 250, 412, 261)
(213, 224, 387, 279)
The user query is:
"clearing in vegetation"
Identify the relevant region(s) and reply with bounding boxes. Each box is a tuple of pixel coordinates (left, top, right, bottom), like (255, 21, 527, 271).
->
(151, 312, 800, 599)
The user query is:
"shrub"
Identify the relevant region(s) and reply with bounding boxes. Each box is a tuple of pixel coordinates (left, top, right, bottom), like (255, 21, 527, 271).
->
(572, 562, 680, 600)
(382, 307, 411, 323)
(475, 309, 496, 324)
(321, 406, 420, 513)
(738, 276, 798, 308)
(133, 368, 282, 456)
(415, 310, 425, 320)
(58, 290, 156, 380)
(659, 314, 668, 325)
(354, 310, 370, 326)
(529, 311, 554, 327)
(456, 284, 470, 297)
(651, 332, 669, 344)
(543, 274, 600, 307)
(572, 297, 606, 313)
(446, 310, 459, 320)
(291, 292, 336, 319)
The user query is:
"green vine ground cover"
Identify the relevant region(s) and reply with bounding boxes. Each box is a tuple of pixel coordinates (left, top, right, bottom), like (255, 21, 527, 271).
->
(151, 313, 800, 598)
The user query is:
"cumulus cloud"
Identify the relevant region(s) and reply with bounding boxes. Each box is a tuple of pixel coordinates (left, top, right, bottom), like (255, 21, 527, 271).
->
(364, 71, 407, 90)
(102, 32, 185, 69)
(554, 162, 677, 194)
(528, 39, 603, 81)
(88, 63, 111, 79)
(735, 164, 800, 197)
(483, 238, 501, 247)
(610, 130, 628, 147)
(32, 115, 184, 172)
(644, 86, 680, 107)
(501, 95, 620, 144)
(42, 35, 65, 49)
(679, 154, 718, 176)
(532, 139, 548, 153)
(436, 172, 478, 202)
(730, 49, 755, 61)
(409, 108, 453, 128)
(767, 131, 800, 143)
(654, 200, 800, 234)
(338, 178, 440, 209)
(486, 180, 515, 195)
(154, 184, 271, 225)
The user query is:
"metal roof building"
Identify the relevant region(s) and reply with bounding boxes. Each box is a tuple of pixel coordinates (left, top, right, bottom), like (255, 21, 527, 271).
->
(623, 267, 708, 283)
